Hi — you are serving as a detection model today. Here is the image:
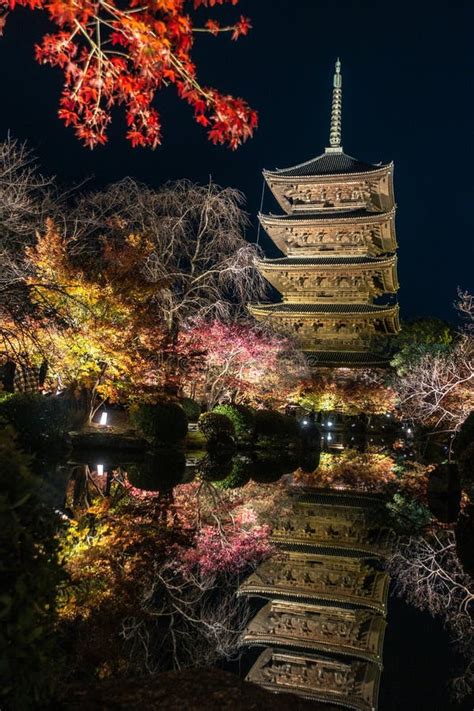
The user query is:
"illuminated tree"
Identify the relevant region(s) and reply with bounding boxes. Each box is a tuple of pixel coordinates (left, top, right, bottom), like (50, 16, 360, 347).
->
(293, 370, 397, 416)
(1, 178, 268, 414)
(70, 179, 266, 338)
(179, 319, 307, 408)
(59, 475, 282, 678)
(1, 220, 165, 419)
(0, 1, 257, 149)
(292, 449, 398, 492)
(394, 291, 474, 434)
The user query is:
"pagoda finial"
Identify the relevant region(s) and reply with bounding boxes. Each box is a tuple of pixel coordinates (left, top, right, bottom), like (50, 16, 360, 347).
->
(326, 58, 343, 153)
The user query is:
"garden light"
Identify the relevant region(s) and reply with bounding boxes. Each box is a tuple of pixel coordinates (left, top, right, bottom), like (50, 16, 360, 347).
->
(327, 420, 333, 427)
(302, 419, 309, 425)
(100, 411, 108, 426)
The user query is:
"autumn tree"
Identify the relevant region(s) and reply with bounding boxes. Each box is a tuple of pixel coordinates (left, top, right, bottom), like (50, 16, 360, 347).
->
(18, 220, 158, 419)
(69, 178, 267, 348)
(1, 178, 269, 413)
(59, 473, 281, 679)
(293, 370, 397, 416)
(0, 1, 257, 149)
(178, 319, 307, 409)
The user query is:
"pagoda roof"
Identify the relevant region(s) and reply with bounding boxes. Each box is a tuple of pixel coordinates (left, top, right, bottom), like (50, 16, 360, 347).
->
(250, 302, 397, 315)
(264, 151, 391, 179)
(260, 207, 395, 224)
(257, 256, 396, 268)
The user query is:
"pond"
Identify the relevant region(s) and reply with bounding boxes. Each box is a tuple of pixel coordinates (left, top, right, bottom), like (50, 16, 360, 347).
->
(35, 440, 473, 711)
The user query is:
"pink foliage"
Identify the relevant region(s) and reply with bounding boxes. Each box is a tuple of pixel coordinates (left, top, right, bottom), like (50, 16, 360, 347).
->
(178, 319, 303, 406)
(178, 523, 273, 576)
(122, 477, 161, 500)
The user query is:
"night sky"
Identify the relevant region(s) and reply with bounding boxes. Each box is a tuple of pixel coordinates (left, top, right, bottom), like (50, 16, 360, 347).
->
(1, 1, 473, 322)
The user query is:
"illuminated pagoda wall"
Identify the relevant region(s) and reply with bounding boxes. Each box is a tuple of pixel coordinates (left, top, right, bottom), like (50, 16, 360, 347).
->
(249, 60, 400, 368)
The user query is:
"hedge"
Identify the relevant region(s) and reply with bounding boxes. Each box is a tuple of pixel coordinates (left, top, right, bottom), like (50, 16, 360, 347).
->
(129, 401, 188, 444)
(254, 409, 300, 442)
(213, 404, 256, 443)
(198, 452, 233, 482)
(0, 393, 70, 448)
(198, 412, 235, 444)
(126, 450, 186, 492)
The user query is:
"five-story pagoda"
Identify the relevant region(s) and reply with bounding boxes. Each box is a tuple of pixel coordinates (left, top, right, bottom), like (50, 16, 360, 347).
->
(249, 60, 400, 367)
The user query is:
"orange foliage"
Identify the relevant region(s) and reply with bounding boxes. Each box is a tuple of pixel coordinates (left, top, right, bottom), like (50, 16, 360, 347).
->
(1, 0, 257, 149)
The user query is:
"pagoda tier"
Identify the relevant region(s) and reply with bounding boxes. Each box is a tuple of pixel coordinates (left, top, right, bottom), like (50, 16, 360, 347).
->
(259, 208, 397, 256)
(255, 255, 398, 302)
(248, 302, 400, 352)
(246, 648, 381, 711)
(263, 158, 394, 215)
(249, 59, 400, 366)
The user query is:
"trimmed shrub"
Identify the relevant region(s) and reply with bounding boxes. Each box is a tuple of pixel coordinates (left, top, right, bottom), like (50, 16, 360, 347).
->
(129, 401, 188, 444)
(213, 404, 256, 443)
(254, 409, 286, 438)
(126, 450, 186, 492)
(251, 454, 299, 483)
(215, 456, 253, 489)
(298, 448, 321, 474)
(0, 392, 70, 448)
(198, 412, 235, 443)
(254, 409, 300, 444)
(0, 427, 64, 709)
(179, 397, 201, 423)
(198, 452, 234, 482)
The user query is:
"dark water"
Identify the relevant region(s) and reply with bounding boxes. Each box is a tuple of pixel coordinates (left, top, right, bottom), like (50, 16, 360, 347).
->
(35, 444, 472, 711)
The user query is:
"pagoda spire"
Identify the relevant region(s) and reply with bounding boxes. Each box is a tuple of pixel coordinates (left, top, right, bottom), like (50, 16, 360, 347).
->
(326, 58, 343, 153)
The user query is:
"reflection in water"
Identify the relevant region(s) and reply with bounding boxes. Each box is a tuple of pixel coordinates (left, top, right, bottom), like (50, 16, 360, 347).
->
(34, 435, 474, 709)
(125, 450, 187, 492)
(43, 433, 405, 514)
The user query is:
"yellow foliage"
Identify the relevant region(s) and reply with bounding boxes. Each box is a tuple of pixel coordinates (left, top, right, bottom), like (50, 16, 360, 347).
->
(293, 449, 397, 492)
(294, 374, 397, 416)
(3, 220, 168, 409)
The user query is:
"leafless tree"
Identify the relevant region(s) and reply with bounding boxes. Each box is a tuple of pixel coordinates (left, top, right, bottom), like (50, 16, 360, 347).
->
(388, 530, 474, 700)
(121, 562, 250, 673)
(70, 178, 268, 337)
(457, 288, 474, 334)
(0, 136, 53, 306)
(394, 290, 474, 434)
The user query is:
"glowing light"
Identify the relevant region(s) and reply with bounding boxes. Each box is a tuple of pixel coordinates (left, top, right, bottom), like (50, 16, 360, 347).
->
(97, 464, 104, 476)
(327, 421, 333, 428)
(100, 412, 108, 426)
(327, 433, 332, 441)
(407, 427, 413, 435)
(302, 419, 309, 425)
